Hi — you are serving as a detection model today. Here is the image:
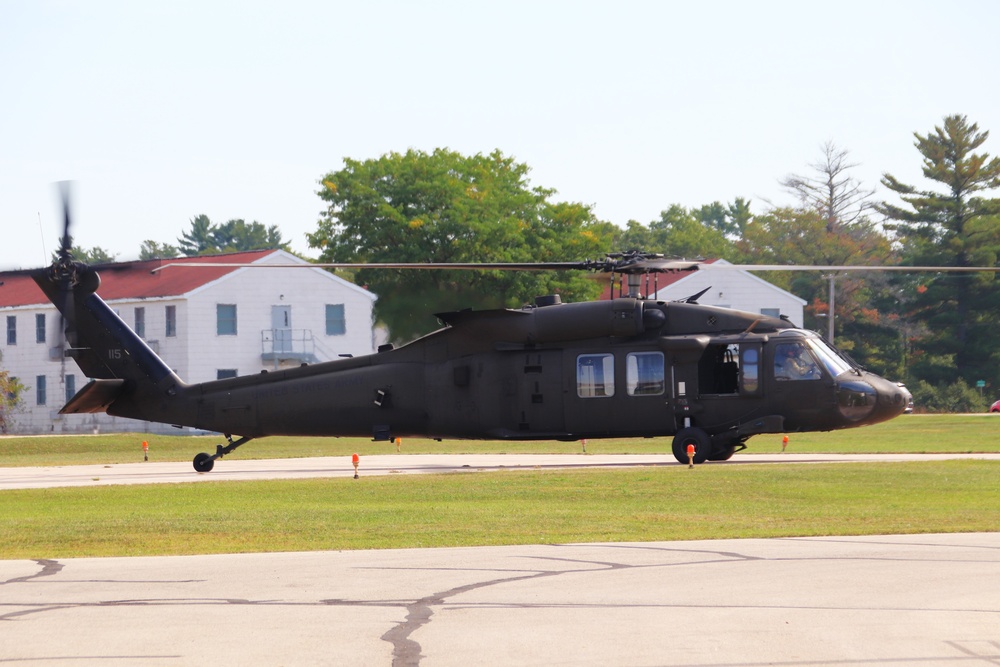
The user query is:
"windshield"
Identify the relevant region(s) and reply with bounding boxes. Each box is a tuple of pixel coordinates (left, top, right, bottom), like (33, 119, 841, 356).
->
(805, 336, 854, 377)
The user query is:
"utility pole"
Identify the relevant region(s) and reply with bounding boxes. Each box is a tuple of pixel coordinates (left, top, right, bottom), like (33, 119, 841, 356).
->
(825, 274, 835, 344)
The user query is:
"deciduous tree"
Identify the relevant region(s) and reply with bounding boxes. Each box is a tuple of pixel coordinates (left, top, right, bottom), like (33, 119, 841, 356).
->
(308, 148, 616, 342)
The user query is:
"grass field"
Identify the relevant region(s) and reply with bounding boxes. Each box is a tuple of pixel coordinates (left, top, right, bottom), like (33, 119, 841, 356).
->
(2, 460, 997, 559)
(1, 414, 998, 468)
(1, 415, 997, 560)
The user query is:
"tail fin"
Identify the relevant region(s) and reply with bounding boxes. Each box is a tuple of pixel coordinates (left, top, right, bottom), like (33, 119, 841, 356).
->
(33, 265, 185, 414)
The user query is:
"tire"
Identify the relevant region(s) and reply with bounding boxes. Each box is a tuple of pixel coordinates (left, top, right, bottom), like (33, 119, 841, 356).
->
(193, 452, 215, 473)
(671, 427, 712, 464)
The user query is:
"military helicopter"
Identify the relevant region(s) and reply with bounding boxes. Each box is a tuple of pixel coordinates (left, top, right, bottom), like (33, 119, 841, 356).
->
(31, 188, 922, 471)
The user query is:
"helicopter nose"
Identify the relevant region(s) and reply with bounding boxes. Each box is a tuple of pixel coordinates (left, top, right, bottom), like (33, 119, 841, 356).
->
(837, 374, 911, 425)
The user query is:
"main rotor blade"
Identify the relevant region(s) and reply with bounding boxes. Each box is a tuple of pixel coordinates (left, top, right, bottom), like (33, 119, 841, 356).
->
(151, 260, 1000, 274)
(702, 264, 1000, 273)
(152, 261, 598, 273)
(57, 180, 73, 262)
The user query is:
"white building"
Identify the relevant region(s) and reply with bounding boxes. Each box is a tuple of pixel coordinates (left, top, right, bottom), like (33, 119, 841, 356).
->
(0, 250, 378, 434)
(651, 259, 806, 325)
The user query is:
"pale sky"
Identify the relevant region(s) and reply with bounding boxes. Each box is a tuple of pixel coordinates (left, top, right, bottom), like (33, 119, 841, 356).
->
(2, 0, 998, 270)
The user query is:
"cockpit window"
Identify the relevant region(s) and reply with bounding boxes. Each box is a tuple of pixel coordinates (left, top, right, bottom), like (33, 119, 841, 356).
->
(773, 343, 822, 381)
(805, 337, 853, 377)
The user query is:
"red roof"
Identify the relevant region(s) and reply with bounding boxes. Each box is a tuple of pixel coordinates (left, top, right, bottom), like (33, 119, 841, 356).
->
(0, 250, 278, 308)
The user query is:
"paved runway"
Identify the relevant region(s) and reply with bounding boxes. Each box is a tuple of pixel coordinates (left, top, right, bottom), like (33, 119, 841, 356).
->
(2, 534, 999, 666)
(3, 451, 1000, 490)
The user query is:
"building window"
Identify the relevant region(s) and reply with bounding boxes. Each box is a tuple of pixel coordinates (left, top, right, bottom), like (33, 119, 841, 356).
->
(217, 304, 237, 335)
(35, 314, 46, 344)
(760, 308, 781, 318)
(134, 307, 145, 338)
(577, 353, 615, 398)
(217, 369, 238, 380)
(625, 352, 664, 396)
(165, 305, 177, 337)
(6, 316, 15, 345)
(326, 304, 346, 335)
(65, 374, 76, 403)
(36, 375, 46, 406)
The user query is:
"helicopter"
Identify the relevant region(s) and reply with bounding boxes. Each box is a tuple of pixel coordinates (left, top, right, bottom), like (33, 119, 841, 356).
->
(32, 195, 918, 472)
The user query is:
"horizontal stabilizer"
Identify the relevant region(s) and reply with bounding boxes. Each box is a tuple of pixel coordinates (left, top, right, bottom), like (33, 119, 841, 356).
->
(60, 379, 126, 414)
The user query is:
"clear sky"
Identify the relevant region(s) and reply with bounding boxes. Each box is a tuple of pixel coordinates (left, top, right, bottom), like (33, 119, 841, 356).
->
(2, 0, 998, 270)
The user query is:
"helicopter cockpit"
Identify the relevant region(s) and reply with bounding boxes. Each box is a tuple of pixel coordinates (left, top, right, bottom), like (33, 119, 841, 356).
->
(769, 329, 909, 426)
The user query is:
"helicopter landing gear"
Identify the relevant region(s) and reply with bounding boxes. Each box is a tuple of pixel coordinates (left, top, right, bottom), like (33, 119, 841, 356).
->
(671, 427, 711, 465)
(193, 452, 214, 473)
(192, 434, 254, 472)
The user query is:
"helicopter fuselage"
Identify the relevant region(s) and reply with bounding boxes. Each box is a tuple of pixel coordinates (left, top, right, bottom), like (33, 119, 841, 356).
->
(43, 273, 911, 468)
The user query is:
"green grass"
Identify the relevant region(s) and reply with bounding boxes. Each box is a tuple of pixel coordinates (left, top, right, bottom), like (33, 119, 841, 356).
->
(1, 460, 997, 559)
(0, 414, 998, 467)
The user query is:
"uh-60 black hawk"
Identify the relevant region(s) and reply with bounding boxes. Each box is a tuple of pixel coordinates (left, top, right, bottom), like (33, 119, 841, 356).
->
(31, 197, 916, 472)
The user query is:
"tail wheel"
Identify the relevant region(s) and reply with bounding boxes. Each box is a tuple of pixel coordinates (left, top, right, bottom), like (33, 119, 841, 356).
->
(671, 427, 712, 464)
(193, 452, 215, 473)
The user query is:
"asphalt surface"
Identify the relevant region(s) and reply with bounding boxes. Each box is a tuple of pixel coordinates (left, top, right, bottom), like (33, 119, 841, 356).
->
(2, 534, 999, 666)
(2, 454, 999, 665)
(3, 451, 1000, 490)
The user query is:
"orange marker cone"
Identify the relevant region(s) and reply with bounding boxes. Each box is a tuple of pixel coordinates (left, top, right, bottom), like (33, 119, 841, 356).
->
(782, 435, 789, 453)
(142, 440, 149, 462)
(352, 453, 360, 479)
(686, 443, 695, 468)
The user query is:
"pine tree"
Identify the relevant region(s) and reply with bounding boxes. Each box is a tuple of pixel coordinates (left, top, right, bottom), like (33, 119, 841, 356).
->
(877, 115, 1000, 386)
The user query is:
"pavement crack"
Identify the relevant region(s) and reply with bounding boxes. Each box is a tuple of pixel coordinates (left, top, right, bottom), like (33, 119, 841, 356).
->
(380, 556, 635, 667)
(1, 560, 64, 586)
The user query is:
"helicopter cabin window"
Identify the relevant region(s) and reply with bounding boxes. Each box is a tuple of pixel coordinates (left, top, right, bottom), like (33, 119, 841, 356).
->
(626, 352, 664, 396)
(699, 344, 740, 394)
(742, 347, 759, 393)
(577, 354, 614, 398)
(773, 342, 822, 381)
(217, 304, 238, 336)
(698, 343, 760, 395)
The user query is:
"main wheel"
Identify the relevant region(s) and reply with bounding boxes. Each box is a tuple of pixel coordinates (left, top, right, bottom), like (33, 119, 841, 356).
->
(193, 452, 215, 473)
(671, 427, 712, 464)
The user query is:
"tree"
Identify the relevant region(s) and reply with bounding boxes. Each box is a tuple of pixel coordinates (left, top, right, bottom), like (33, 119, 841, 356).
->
(877, 114, 1000, 387)
(211, 219, 288, 253)
(308, 148, 616, 343)
(139, 240, 179, 260)
(177, 215, 216, 256)
(615, 203, 741, 259)
(694, 197, 753, 239)
(176, 215, 289, 256)
(56, 243, 118, 264)
(0, 360, 24, 433)
(781, 141, 875, 232)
